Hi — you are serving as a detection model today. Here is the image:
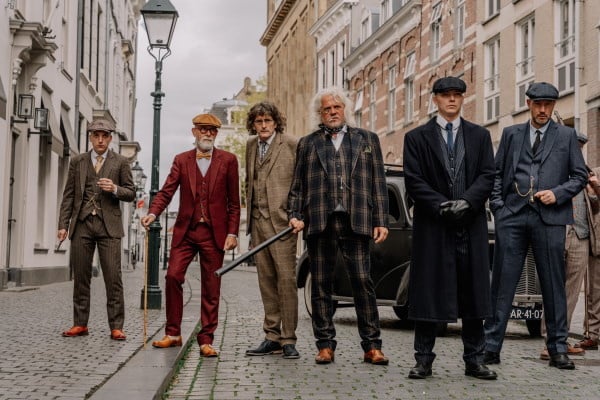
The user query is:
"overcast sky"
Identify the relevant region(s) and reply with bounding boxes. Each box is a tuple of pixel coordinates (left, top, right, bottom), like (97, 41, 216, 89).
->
(133, 0, 267, 205)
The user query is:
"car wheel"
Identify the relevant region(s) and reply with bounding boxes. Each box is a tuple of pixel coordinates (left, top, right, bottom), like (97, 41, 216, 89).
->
(526, 319, 542, 337)
(303, 271, 337, 318)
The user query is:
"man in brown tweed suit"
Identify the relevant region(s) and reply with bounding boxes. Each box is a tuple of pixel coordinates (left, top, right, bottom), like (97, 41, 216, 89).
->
(58, 118, 135, 340)
(288, 87, 389, 366)
(244, 101, 299, 359)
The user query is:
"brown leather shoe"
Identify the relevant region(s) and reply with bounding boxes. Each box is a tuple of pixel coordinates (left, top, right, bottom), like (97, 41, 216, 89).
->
(110, 329, 126, 341)
(200, 344, 218, 357)
(152, 335, 182, 348)
(540, 348, 550, 360)
(315, 348, 334, 364)
(62, 326, 89, 337)
(575, 337, 599, 350)
(568, 343, 585, 356)
(363, 349, 389, 365)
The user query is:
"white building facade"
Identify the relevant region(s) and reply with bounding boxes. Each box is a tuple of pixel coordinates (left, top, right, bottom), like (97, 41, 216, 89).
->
(0, 0, 146, 288)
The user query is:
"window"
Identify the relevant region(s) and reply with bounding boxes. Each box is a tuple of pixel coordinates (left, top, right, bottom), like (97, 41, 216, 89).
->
(388, 65, 396, 131)
(369, 80, 377, 130)
(319, 57, 326, 90)
(516, 16, 535, 109)
(404, 53, 416, 123)
(484, 37, 500, 122)
(329, 49, 336, 86)
(381, 0, 391, 23)
(430, 3, 442, 63)
(486, 0, 500, 19)
(361, 18, 369, 44)
(455, 0, 465, 46)
(555, 0, 575, 93)
(354, 90, 363, 128)
(339, 40, 346, 88)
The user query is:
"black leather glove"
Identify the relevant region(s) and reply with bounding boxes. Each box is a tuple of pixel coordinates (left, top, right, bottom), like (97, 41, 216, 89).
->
(439, 199, 471, 222)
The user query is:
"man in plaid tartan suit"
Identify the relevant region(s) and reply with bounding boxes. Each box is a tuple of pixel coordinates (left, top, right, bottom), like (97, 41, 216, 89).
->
(288, 87, 389, 366)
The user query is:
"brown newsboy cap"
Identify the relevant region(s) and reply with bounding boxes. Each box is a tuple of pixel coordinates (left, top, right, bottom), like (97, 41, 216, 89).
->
(192, 113, 222, 128)
(87, 118, 115, 133)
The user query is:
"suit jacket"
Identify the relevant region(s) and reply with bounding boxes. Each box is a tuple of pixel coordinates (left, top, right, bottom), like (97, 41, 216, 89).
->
(245, 133, 297, 234)
(148, 148, 240, 249)
(288, 126, 388, 237)
(403, 117, 495, 321)
(587, 166, 600, 256)
(58, 150, 135, 239)
(490, 120, 588, 226)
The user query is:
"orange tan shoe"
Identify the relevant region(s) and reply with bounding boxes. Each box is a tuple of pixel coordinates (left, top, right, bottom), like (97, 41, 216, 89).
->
(363, 349, 389, 365)
(152, 335, 182, 348)
(568, 343, 585, 356)
(110, 329, 126, 341)
(200, 344, 218, 357)
(315, 348, 334, 364)
(62, 326, 89, 337)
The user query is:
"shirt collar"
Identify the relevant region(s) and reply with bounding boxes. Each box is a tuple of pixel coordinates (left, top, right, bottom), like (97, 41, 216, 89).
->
(259, 134, 276, 146)
(436, 116, 460, 131)
(529, 121, 550, 135)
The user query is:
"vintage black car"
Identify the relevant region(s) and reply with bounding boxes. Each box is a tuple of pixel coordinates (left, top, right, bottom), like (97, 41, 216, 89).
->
(295, 164, 543, 337)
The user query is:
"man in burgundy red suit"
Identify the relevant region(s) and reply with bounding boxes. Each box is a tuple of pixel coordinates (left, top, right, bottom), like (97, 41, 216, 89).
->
(141, 113, 240, 357)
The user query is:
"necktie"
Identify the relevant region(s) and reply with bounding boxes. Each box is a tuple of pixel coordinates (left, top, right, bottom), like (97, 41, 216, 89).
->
(532, 130, 541, 154)
(196, 152, 211, 160)
(445, 123, 454, 153)
(259, 141, 268, 160)
(95, 155, 104, 173)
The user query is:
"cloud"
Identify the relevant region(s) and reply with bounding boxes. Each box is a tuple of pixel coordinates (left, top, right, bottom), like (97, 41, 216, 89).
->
(134, 0, 266, 207)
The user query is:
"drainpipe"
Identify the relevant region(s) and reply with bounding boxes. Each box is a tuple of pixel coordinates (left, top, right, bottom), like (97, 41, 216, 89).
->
(74, 0, 83, 154)
(573, 0, 581, 133)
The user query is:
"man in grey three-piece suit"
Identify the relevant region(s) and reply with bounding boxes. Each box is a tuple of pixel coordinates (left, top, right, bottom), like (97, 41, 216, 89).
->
(58, 118, 135, 340)
(483, 82, 588, 369)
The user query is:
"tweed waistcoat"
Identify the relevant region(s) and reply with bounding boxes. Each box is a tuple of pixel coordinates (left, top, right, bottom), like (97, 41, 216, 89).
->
(506, 133, 544, 213)
(251, 148, 272, 219)
(192, 166, 211, 225)
(79, 160, 102, 220)
(326, 133, 351, 213)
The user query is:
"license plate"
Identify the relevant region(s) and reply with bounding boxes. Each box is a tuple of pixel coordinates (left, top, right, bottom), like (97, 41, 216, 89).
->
(510, 306, 543, 320)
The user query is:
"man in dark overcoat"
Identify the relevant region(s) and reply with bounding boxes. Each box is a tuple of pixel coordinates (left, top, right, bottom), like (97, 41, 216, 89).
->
(403, 77, 496, 380)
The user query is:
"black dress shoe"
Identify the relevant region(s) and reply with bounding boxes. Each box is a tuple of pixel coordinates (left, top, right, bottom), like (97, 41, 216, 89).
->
(483, 350, 501, 365)
(408, 363, 432, 379)
(465, 363, 498, 380)
(282, 344, 300, 359)
(245, 340, 282, 356)
(549, 353, 575, 370)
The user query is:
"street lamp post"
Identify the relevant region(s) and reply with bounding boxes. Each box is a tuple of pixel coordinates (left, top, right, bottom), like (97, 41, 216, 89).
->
(140, 0, 178, 309)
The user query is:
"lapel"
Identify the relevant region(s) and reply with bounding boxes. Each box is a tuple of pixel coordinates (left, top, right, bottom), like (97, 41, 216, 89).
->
(453, 120, 466, 177)
(511, 122, 528, 173)
(80, 151, 92, 192)
(262, 134, 282, 176)
(247, 137, 257, 182)
(314, 131, 329, 175)
(185, 149, 198, 201)
(207, 148, 223, 199)
(540, 120, 558, 165)
(100, 150, 116, 178)
(348, 128, 363, 175)
(423, 118, 447, 176)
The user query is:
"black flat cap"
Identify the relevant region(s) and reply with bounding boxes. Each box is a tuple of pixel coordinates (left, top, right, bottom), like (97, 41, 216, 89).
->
(432, 77, 467, 94)
(526, 82, 559, 101)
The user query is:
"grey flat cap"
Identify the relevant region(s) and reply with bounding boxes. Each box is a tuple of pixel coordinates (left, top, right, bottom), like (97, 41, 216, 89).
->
(432, 77, 467, 94)
(526, 82, 559, 101)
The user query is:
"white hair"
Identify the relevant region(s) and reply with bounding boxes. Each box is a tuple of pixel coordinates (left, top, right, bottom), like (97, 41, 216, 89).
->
(309, 86, 357, 131)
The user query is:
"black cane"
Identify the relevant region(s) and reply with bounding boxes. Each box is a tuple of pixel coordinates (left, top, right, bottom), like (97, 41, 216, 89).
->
(215, 226, 294, 277)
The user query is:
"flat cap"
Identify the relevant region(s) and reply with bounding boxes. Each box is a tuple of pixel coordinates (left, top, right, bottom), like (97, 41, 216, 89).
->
(576, 130, 588, 144)
(192, 113, 222, 128)
(526, 82, 559, 101)
(432, 77, 467, 94)
(87, 118, 115, 133)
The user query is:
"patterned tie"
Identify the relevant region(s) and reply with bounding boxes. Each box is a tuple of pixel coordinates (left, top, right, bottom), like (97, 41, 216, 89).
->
(196, 152, 211, 160)
(445, 123, 454, 153)
(95, 155, 104, 173)
(259, 141, 268, 160)
(532, 130, 541, 154)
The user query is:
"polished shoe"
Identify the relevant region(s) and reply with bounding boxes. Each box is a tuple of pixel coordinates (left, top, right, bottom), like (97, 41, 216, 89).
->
(549, 353, 575, 370)
(200, 344, 218, 357)
(245, 340, 283, 356)
(408, 363, 432, 379)
(152, 335, 182, 348)
(465, 363, 498, 380)
(110, 329, 126, 341)
(482, 350, 500, 365)
(62, 326, 89, 337)
(315, 348, 334, 364)
(541, 344, 584, 360)
(575, 337, 599, 350)
(540, 348, 550, 360)
(282, 344, 300, 359)
(363, 349, 389, 365)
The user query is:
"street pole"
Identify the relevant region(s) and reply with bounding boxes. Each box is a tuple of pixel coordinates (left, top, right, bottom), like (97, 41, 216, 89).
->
(141, 58, 165, 310)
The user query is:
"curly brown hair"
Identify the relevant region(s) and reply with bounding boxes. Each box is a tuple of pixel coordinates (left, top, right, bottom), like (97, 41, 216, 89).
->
(246, 101, 286, 135)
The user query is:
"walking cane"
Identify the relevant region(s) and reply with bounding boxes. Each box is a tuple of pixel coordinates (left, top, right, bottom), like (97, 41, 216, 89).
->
(143, 234, 149, 348)
(584, 264, 590, 336)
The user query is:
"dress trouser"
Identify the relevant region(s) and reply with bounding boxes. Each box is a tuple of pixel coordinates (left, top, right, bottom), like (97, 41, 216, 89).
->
(485, 207, 569, 355)
(307, 213, 382, 352)
(164, 223, 224, 345)
(586, 255, 600, 340)
(71, 213, 124, 330)
(414, 319, 485, 365)
(251, 214, 298, 345)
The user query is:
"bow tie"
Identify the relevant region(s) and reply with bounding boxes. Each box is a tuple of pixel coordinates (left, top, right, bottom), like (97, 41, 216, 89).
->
(196, 152, 212, 160)
(319, 124, 344, 136)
